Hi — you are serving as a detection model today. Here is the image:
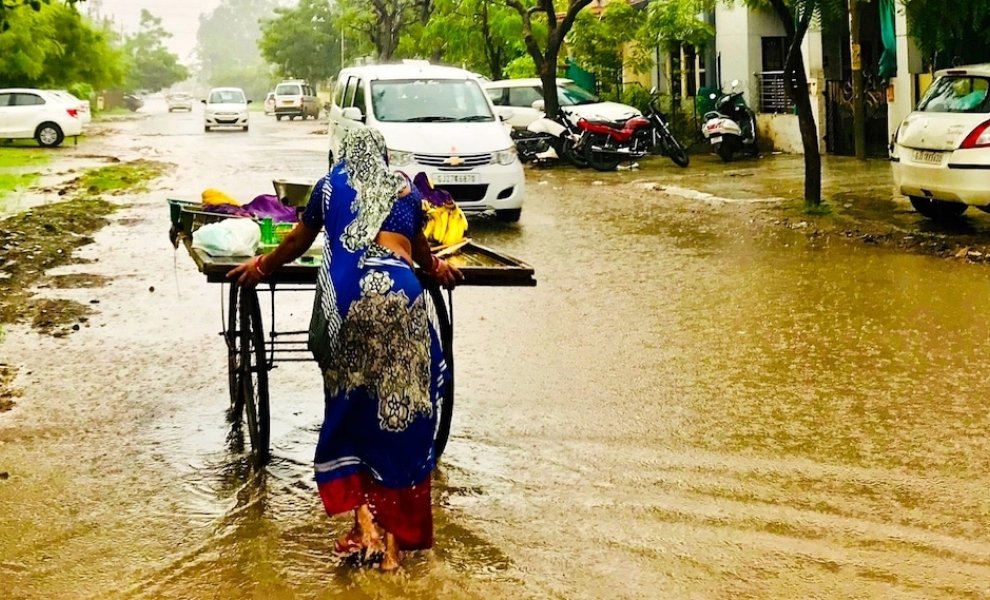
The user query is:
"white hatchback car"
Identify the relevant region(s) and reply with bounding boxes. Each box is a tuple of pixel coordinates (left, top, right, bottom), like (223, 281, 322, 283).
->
(891, 64, 990, 220)
(0, 88, 83, 147)
(483, 78, 641, 130)
(203, 87, 250, 132)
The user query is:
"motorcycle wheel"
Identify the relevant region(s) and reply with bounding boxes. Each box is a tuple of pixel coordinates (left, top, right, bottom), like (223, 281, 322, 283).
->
(557, 137, 589, 168)
(665, 136, 690, 168)
(716, 140, 734, 162)
(584, 135, 621, 172)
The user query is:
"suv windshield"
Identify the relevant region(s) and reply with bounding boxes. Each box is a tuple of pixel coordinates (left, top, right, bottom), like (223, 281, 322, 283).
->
(370, 79, 494, 123)
(209, 90, 245, 104)
(275, 84, 301, 95)
(918, 76, 990, 113)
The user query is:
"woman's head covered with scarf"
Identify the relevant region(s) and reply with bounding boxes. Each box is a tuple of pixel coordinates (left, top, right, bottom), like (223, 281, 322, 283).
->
(337, 127, 409, 250)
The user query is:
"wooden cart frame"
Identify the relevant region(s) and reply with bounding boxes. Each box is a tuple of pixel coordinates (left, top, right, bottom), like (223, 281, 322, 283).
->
(181, 230, 535, 467)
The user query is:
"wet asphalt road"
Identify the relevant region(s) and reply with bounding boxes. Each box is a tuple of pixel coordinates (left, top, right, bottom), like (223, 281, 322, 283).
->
(3, 98, 990, 599)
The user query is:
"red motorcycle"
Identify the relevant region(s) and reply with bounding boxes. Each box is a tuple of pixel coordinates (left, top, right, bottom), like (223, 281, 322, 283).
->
(576, 90, 689, 171)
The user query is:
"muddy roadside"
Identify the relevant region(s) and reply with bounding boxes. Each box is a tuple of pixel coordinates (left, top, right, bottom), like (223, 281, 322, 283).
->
(0, 158, 170, 411)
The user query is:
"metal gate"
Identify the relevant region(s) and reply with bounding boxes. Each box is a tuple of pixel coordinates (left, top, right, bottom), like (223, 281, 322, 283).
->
(825, 72, 890, 157)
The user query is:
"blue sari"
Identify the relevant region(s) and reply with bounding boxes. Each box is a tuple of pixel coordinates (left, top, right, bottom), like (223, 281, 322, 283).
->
(301, 156, 447, 550)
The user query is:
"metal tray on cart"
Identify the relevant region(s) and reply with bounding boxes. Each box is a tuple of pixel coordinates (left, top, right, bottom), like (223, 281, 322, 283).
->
(168, 197, 535, 467)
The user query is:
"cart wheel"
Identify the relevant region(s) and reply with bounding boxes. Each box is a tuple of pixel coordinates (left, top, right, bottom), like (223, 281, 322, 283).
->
(238, 286, 271, 466)
(428, 285, 454, 461)
(226, 285, 243, 422)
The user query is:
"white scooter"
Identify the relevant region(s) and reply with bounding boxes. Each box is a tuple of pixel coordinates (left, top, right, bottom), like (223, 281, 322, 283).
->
(701, 80, 758, 162)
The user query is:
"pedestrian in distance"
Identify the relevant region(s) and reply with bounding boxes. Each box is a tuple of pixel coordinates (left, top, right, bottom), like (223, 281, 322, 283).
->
(227, 127, 463, 571)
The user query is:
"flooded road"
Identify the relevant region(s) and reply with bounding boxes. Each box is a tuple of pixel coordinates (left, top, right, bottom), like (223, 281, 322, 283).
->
(3, 99, 990, 599)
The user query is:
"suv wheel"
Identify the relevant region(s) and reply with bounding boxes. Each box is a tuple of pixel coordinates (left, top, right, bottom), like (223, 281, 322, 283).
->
(35, 122, 64, 147)
(495, 208, 522, 223)
(909, 196, 968, 220)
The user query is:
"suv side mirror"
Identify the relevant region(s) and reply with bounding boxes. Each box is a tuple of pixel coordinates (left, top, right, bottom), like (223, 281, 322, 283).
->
(531, 99, 545, 112)
(201, 99, 207, 104)
(342, 106, 363, 121)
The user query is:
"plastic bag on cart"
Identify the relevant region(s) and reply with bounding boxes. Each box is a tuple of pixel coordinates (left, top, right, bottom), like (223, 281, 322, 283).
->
(191, 218, 260, 256)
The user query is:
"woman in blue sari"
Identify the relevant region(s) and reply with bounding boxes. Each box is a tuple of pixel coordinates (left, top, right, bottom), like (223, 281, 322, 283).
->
(229, 128, 462, 570)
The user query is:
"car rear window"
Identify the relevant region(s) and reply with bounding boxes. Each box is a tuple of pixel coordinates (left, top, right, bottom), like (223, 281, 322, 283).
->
(917, 76, 990, 113)
(276, 84, 301, 96)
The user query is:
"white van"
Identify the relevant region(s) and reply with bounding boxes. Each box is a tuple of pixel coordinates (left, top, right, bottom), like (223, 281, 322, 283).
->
(327, 61, 525, 221)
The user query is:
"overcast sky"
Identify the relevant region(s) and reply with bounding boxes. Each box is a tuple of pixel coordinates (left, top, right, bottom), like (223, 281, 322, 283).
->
(93, 0, 223, 62)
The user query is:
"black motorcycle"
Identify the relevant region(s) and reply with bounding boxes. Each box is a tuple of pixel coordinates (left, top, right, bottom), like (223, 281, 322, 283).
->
(580, 89, 689, 171)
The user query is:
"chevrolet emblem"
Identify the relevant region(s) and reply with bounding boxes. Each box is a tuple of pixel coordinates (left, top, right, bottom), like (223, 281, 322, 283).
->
(443, 156, 465, 166)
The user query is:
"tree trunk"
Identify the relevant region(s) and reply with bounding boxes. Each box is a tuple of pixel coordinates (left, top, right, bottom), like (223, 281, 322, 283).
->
(790, 47, 822, 205)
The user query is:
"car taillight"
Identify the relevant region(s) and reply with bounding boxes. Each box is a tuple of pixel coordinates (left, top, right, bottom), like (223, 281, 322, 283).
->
(960, 119, 990, 149)
(66, 108, 78, 118)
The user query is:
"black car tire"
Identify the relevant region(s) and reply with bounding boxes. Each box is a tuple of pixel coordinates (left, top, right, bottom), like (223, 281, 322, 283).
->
(35, 122, 64, 147)
(495, 208, 522, 222)
(908, 196, 968, 220)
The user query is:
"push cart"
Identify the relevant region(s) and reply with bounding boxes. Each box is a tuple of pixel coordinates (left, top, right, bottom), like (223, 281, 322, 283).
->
(171, 200, 536, 466)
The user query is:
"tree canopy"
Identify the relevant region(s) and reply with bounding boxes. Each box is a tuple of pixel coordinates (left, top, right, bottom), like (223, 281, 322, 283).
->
(123, 9, 188, 92)
(335, 0, 433, 62)
(903, 0, 990, 69)
(0, 0, 84, 32)
(258, 0, 341, 86)
(0, 0, 122, 90)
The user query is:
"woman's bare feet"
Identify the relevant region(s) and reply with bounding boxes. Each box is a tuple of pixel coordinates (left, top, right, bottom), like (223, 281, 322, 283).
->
(356, 504, 385, 560)
(380, 532, 401, 572)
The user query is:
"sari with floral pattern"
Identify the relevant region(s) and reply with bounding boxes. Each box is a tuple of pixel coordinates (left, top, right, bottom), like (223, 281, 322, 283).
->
(301, 129, 447, 550)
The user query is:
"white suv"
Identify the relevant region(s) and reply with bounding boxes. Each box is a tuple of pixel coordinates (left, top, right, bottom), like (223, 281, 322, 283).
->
(273, 80, 320, 121)
(327, 61, 524, 222)
(203, 87, 250, 132)
(891, 64, 990, 220)
(0, 88, 83, 147)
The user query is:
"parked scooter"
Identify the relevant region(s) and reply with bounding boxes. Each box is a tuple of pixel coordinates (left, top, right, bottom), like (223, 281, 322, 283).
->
(520, 102, 588, 167)
(701, 80, 758, 162)
(578, 87, 690, 171)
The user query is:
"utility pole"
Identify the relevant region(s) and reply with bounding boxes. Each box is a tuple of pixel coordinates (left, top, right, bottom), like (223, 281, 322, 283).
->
(849, 0, 866, 159)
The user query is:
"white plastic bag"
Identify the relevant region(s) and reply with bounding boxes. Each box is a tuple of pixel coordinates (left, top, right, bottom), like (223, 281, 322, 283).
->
(191, 218, 260, 256)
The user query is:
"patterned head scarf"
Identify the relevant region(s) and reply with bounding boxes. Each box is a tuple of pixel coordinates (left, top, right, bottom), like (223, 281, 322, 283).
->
(338, 128, 406, 251)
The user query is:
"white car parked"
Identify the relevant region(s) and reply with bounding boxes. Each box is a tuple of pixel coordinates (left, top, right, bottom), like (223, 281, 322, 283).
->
(48, 90, 91, 125)
(891, 63, 990, 220)
(327, 61, 524, 222)
(203, 87, 250, 132)
(483, 78, 641, 130)
(0, 88, 83, 147)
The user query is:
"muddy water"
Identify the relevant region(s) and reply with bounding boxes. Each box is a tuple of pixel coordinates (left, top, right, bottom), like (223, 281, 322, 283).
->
(3, 99, 990, 599)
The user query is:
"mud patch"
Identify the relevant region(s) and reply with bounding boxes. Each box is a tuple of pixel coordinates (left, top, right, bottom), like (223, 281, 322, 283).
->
(30, 298, 93, 337)
(44, 273, 110, 289)
(0, 363, 19, 413)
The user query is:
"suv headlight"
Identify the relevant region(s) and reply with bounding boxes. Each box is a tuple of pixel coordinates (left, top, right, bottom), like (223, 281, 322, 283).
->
(388, 149, 414, 167)
(494, 147, 518, 165)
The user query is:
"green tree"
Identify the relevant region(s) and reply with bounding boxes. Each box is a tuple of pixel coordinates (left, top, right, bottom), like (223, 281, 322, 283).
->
(259, 0, 340, 85)
(0, 0, 83, 32)
(398, 0, 527, 79)
(902, 0, 990, 69)
(567, 1, 639, 99)
(504, 0, 593, 116)
(123, 10, 188, 92)
(0, 1, 122, 89)
(196, 0, 277, 99)
(336, 0, 433, 61)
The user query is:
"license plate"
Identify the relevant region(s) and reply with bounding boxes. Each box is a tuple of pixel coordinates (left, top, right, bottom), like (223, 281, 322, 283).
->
(432, 173, 478, 184)
(280, 100, 293, 105)
(912, 150, 944, 165)
(709, 136, 722, 145)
